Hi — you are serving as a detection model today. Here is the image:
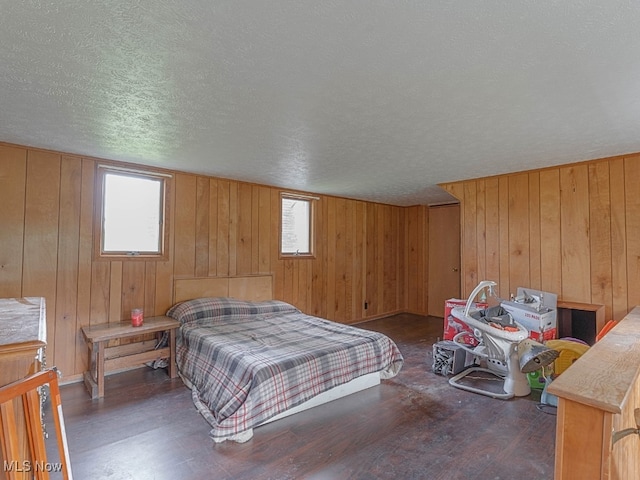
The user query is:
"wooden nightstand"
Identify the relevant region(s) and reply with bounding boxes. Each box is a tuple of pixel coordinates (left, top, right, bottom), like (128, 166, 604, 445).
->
(81, 315, 180, 399)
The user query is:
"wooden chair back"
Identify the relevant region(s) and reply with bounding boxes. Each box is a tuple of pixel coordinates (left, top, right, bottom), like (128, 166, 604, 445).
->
(0, 368, 72, 480)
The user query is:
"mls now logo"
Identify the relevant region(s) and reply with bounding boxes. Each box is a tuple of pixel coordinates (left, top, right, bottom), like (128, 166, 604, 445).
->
(4, 460, 63, 473)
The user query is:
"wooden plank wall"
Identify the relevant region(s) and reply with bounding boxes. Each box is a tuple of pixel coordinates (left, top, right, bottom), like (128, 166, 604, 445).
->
(441, 153, 640, 322)
(0, 142, 429, 381)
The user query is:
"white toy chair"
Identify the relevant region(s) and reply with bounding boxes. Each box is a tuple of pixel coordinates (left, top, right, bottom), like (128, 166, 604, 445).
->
(448, 281, 557, 399)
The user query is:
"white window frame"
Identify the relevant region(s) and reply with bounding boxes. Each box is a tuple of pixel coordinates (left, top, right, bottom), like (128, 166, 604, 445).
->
(280, 192, 316, 258)
(94, 164, 171, 260)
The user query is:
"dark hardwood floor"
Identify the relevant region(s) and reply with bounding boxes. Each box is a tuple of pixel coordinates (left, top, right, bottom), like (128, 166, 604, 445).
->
(56, 314, 556, 480)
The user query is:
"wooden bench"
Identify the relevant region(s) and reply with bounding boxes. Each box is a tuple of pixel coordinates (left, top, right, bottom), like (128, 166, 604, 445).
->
(81, 315, 180, 399)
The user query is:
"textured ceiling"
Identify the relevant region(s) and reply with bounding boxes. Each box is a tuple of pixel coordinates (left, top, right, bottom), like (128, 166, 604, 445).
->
(2, 1, 640, 206)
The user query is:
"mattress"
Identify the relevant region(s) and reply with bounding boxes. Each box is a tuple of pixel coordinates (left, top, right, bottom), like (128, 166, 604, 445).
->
(167, 297, 403, 442)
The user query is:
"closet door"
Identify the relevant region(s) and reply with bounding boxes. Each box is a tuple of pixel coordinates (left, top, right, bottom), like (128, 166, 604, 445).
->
(428, 204, 461, 317)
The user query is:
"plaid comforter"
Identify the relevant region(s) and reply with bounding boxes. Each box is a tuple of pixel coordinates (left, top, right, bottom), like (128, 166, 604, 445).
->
(167, 298, 403, 441)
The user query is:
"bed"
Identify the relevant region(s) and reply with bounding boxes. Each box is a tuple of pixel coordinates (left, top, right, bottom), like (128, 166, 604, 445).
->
(167, 275, 404, 443)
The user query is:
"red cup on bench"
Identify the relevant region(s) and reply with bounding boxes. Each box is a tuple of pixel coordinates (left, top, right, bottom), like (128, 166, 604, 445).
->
(131, 308, 144, 327)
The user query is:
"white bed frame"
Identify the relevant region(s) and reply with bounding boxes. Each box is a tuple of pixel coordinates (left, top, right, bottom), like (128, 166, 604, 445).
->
(173, 275, 381, 430)
(264, 372, 380, 424)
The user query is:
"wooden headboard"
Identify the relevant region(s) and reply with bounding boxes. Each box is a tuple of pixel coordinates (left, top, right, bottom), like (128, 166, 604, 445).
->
(173, 275, 274, 304)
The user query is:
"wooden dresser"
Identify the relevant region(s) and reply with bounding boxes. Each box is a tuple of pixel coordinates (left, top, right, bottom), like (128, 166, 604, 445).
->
(548, 306, 640, 479)
(0, 297, 46, 387)
(0, 297, 46, 480)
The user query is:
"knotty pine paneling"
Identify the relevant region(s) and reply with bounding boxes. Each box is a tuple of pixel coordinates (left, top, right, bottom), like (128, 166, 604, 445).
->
(23, 150, 61, 366)
(441, 153, 640, 322)
(396, 207, 407, 312)
(0, 142, 427, 381)
(588, 162, 613, 311)
(310, 193, 327, 319)
(55, 156, 82, 378)
(174, 173, 197, 277)
(462, 181, 478, 294)
(353, 201, 365, 319)
(475, 180, 487, 284)
(0, 145, 27, 298)
(325, 196, 338, 318)
(404, 205, 428, 315)
(559, 165, 591, 302)
(528, 172, 542, 290)
(217, 179, 231, 277)
(508, 173, 530, 291)
(624, 155, 640, 309)
(195, 177, 210, 277)
(609, 158, 628, 319)
(484, 177, 500, 285)
(498, 176, 511, 298)
(75, 159, 96, 374)
(228, 181, 238, 276)
(539, 169, 562, 295)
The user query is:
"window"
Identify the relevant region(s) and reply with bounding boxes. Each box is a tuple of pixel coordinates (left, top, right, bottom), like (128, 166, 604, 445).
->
(280, 193, 316, 257)
(95, 165, 171, 259)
